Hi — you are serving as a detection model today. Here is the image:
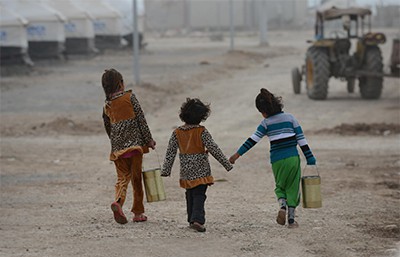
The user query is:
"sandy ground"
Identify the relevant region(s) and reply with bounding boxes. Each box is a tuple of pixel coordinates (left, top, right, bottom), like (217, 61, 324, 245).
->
(1, 29, 400, 257)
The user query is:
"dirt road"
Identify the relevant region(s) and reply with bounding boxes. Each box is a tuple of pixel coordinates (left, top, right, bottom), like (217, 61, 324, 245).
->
(1, 30, 399, 257)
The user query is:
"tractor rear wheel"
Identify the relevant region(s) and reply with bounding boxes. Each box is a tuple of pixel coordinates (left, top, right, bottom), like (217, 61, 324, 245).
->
(305, 46, 330, 100)
(359, 46, 383, 99)
(292, 67, 302, 94)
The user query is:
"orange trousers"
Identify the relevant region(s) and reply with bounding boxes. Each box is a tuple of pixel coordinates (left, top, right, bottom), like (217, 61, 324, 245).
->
(113, 153, 144, 214)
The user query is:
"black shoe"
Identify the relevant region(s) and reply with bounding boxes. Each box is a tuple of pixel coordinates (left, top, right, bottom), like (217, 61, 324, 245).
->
(190, 222, 206, 232)
(288, 220, 299, 229)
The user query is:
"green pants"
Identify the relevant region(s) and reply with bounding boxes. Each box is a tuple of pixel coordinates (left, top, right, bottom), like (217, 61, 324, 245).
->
(271, 156, 301, 207)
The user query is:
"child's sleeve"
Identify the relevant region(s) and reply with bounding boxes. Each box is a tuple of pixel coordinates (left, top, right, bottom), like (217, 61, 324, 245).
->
(201, 129, 233, 171)
(237, 123, 267, 156)
(102, 109, 111, 138)
(293, 117, 316, 165)
(161, 131, 178, 176)
(131, 93, 153, 144)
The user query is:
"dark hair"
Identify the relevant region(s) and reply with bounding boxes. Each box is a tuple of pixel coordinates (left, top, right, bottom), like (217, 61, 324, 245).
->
(179, 98, 211, 125)
(102, 68, 123, 100)
(255, 88, 283, 116)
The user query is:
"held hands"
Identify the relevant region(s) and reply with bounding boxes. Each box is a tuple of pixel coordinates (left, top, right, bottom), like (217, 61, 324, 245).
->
(307, 156, 316, 165)
(229, 153, 240, 164)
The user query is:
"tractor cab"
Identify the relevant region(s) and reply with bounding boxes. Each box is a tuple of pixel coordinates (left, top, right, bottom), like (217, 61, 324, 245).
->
(315, 7, 373, 40)
(314, 7, 385, 60)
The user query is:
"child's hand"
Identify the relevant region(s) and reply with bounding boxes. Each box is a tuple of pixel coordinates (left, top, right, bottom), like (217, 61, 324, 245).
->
(148, 140, 156, 150)
(307, 156, 316, 165)
(229, 153, 240, 164)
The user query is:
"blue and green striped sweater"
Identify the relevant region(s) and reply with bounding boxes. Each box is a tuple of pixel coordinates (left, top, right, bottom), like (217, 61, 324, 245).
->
(237, 112, 315, 164)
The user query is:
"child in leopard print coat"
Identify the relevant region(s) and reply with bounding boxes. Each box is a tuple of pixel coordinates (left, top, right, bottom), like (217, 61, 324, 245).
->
(102, 68, 156, 225)
(161, 98, 233, 232)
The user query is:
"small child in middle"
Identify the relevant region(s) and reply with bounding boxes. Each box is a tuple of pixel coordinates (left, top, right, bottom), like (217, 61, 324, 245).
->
(161, 98, 233, 232)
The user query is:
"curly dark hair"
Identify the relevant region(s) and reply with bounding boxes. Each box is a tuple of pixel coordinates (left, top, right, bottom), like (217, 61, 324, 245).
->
(179, 98, 211, 125)
(102, 68, 123, 100)
(255, 88, 283, 116)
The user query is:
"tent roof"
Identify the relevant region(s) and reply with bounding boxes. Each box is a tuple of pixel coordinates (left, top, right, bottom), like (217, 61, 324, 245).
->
(70, 0, 122, 19)
(102, 0, 145, 16)
(1, 0, 66, 22)
(318, 7, 372, 20)
(43, 0, 93, 20)
(0, 5, 28, 26)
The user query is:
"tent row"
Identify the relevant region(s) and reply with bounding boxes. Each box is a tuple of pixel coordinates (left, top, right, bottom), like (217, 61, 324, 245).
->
(0, 0, 144, 66)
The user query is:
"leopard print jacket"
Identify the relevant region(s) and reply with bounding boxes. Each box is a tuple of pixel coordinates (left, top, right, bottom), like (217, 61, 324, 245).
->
(103, 91, 153, 160)
(161, 125, 232, 188)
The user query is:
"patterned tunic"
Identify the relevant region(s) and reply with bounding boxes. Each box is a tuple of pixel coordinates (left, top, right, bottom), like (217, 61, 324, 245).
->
(102, 90, 153, 161)
(237, 112, 315, 164)
(161, 125, 233, 189)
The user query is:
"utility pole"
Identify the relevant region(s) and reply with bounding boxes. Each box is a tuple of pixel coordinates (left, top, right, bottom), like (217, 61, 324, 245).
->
(132, 0, 140, 85)
(259, 0, 268, 46)
(183, 0, 191, 34)
(229, 0, 235, 51)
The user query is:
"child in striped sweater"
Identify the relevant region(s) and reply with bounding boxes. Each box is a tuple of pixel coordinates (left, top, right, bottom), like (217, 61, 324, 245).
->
(229, 88, 316, 228)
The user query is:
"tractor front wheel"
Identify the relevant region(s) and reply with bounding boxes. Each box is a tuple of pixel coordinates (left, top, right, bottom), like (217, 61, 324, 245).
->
(359, 46, 383, 99)
(305, 46, 330, 100)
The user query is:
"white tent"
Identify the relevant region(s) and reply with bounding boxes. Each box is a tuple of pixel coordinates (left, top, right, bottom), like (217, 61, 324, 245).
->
(70, 0, 124, 50)
(102, 0, 145, 48)
(42, 0, 97, 55)
(1, 0, 67, 60)
(0, 4, 33, 65)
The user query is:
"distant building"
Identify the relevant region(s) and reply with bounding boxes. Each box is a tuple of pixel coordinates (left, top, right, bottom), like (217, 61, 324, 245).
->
(319, 0, 357, 9)
(375, 4, 400, 27)
(144, 0, 308, 35)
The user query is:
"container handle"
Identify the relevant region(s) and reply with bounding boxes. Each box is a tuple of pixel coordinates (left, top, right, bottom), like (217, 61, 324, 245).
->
(142, 149, 162, 171)
(303, 164, 320, 177)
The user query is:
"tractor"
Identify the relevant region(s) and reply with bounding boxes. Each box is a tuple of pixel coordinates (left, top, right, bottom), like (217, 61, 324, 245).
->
(292, 7, 386, 100)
